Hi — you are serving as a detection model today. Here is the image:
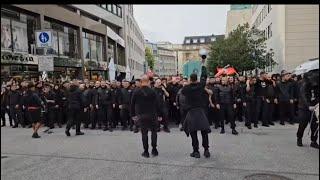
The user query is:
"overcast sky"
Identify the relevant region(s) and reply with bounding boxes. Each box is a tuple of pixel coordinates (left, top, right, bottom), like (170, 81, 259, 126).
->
(133, 5, 230, 44)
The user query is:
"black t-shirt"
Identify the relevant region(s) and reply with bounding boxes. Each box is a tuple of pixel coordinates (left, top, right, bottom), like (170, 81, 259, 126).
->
(254, 79, 267, 97)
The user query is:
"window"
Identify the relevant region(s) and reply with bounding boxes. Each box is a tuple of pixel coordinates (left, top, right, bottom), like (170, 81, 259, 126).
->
(82, 31, 104, 62)
(200, 38, 205, 43)
(101, 4, 106, 9)
(192, 39, 198, 43)
(107, 5, 112, 12)
(112, 5, 117, 14)
(268, 5, 272, 13)
(1, 9, 38, 54)
(268, 23, 272, 38)
(44, 18, 79, 58)
(211, 37, 216, 42)
(185, 39, 190, 44)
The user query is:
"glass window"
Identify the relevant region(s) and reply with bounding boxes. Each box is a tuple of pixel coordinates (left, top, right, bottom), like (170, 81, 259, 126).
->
(107, 4, 112, 12)
(11, 20, 28, 53)
(200, 38, 205, 43)
(185, 39, 190, 44)
(90, 40, 97, 61)
(46, 31, 58, 55)
(83, 38, 90, 60)
(1, 18, 12, 51)
(58, 32, 69, 57)
(96, 41, 103, 61)
(102, 4, 106, 9)
(112, 5, 117, 14)
(193, 39, 198, 43)
(211, 37, 216, 42)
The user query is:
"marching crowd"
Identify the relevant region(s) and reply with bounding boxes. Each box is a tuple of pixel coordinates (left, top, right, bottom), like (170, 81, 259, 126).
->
(1, 66, 319, 154)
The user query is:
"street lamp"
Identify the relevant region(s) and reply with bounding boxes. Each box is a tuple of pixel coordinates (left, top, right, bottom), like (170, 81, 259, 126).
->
(199, 48, 208, 64)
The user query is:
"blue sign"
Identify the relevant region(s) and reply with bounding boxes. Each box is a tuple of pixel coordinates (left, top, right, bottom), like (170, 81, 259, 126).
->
(39, 32, 49, 43)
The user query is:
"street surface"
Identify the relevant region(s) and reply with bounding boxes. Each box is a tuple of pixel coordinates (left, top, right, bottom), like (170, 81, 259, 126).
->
(1, 122, 319, 180)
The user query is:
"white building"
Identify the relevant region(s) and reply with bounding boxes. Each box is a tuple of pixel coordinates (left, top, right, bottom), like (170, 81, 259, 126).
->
(250, 5, 319, 73)
(123, 5, 145, 78)
(225, 5, 252, 37)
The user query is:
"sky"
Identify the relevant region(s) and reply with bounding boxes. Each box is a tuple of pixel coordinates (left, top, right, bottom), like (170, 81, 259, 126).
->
(134, 5, 230, 44)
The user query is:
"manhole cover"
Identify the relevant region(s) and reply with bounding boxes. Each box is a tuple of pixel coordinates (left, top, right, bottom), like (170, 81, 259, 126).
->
(1, 156, 8, 159)
(244, 173, 292, 180)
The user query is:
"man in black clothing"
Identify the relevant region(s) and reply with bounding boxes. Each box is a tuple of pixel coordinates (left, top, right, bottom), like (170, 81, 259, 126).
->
(65, 80, 85, 136)
(215, 76, 239, 135)
(79, 83, 90, 129)
(110, 80, 119, 128)
(296, 70, 319, 149)
(168, 79, 180, 124)
(254, 72, 268, 128)
(176, 79, 188, 131)
(42, 85, 57, 129)
(8, 84, 22, 128)
(88, 81, 99, 129)
(131, 75, 162, 158)
(261, 74, 276, 127)
(118, 80, 133, 130)
(235, 76, 246, 122)
(243, 76, 256, 129)
(181, 63, 212, 159)
(153, 78, 170, 133)
(95, 81, 113, 132)
(277, 70, 295, 125)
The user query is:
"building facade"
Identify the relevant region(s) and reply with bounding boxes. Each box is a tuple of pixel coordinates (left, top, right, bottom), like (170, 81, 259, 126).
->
(160, 35, 224, 75)
(1, 4, 145, 81)
(145, 40, 176, 77)
(250, 5, 319, 73)
(226, 5, 252, 37)
(123, 5, 145, 78)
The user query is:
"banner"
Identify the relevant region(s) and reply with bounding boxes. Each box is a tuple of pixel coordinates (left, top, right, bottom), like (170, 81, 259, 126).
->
(38, 56, 54, 72)
(1, 18, 12, 51)
(11, 20, 28, 53)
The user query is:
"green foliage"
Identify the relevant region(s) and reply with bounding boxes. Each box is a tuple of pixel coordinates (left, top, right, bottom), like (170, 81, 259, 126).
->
(145, 47, 155, 70)
(207, 23, 276, 74)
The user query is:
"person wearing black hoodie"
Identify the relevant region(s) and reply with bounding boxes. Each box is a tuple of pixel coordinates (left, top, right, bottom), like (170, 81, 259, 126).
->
(130, 75, 162, 158)
(95, 80, 113, 132)
(65, 80, 85, 136)
(8, 83, 22, 128)
(181, 63, 213, 159)
(53, 84, 63, 128)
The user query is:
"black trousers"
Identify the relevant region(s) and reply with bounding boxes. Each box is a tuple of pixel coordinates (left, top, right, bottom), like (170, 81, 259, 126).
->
(255, 97, 264, 123)
(262, 101, 274, 125)
(170, 103, 180, 123)
(213, 107, 220, 128)
(219, 104, 236, 129)
(190, 130, 209, 152)
(66, 108, 81, 133)
(9, 106, 22, 126)
(45, 107, 55, 128)
(120, 108, 131, 127)
(245, 101, 257, 126)
(208, 107, 214, 125)
(236, 101, 244, 121)
(90, 108, 98, 128)
(158, 107, 169, 129)
(1, 106, 6, 125)
(296, 109, 318, 142)
(97, 106, 107, 127)
(113, 106, 120, 127)
(53, 107, 63, 126)
(141, 127, 157, 151)
(279, 101, 294, 123)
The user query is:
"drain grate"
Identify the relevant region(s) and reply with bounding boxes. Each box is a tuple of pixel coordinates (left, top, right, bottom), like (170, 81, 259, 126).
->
(1, 156, 8, 159)
(244, 173, 293, 180)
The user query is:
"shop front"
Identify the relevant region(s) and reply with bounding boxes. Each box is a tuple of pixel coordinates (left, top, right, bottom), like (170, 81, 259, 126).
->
(1, 51, 39, 81)
(83, 60, 108, 80)
(52, 57, 82, 81)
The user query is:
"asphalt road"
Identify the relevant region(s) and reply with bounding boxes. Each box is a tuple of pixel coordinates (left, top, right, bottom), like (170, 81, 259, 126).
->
(1, 122, 319, 180)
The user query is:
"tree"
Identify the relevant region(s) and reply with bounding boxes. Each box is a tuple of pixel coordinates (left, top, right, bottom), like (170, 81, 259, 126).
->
(207, 23, 276, 75)
(145, 47, 155, 70)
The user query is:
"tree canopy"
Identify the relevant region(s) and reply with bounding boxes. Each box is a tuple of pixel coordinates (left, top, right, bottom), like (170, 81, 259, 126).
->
(145, 47, 155, 70)
(207, 23, 276, 74)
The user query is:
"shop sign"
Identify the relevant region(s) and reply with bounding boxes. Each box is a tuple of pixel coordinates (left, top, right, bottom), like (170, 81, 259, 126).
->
(1, 52, 38, 65)
(54, 57, 82, 67)
(38, 56, 54, 72)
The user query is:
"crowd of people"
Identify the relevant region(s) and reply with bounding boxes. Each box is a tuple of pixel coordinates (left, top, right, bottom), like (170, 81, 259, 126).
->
(1, 65, 319, 157)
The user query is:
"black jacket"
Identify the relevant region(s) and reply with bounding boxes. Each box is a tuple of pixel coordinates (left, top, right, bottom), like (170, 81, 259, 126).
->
(67, 85, 83, 110)
(276, 80, 294, 102)
(8, 90, 22, 106)
(254, 79, 267, 97)
(168, 84, 180, 103)
(298, 81, 319, 110)
(215, 84, 236, 104)
(118, 88, 133, 107)
(130, 86, 162, 129)
(87, 87, 97, 106)
(23, 90, 43, 108)
(95, 87, 113, 106)
(42, 91, 57, 109)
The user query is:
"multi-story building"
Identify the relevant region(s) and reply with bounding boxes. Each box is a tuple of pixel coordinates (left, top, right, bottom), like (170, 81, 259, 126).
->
(250, 5, 319, 73)
(169, 35, 224, 74)
(1, 4, 145, 81)
(225, 4, 252, 37)
(123, 5, 145, 78)
(145, 40, 176, 77)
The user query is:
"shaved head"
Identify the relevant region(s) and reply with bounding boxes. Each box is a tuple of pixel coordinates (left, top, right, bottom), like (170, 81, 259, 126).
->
(141, 75, 150, 87)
